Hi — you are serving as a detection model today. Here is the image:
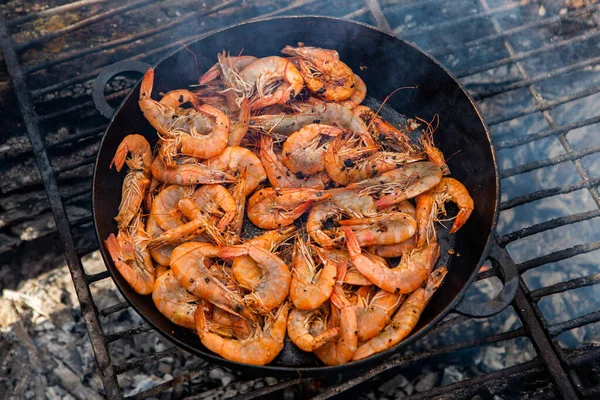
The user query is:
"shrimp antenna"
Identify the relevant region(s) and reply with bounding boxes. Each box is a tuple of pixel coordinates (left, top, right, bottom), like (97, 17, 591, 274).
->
(368, 85, 419, 131)
(179, 41, 200, 83)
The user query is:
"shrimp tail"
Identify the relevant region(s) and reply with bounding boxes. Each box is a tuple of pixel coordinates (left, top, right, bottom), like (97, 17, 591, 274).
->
(111, 142, 128, 172)
(342, 227, 361, 258)
(104, 233, 120, 259)
(140, 68, 154, 99)
(425, 267, 448, 301)
(450, 209, 473, 233)
(312, 327, 340, 350)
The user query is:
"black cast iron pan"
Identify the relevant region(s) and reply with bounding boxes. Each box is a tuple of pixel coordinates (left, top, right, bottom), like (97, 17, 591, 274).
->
(92, 16, 518, 377)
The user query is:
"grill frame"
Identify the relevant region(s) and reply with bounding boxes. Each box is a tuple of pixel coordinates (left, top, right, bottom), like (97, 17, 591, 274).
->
(0, 0, 598, 398)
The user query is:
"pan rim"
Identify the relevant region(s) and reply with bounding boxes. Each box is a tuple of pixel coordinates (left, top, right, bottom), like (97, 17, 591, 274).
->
(92, 15, 500, 375)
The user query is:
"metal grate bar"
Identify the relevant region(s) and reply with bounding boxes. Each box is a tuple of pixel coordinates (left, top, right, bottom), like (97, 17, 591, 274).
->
(48, 126, 107, 149)
(0, 11, 121, 399)
(309, 328, 526, 398)
(105, 323, 151, 343)
(101, 301, 131, 317)
(499, 145, 600, 179)
(548, 310, 600, 336)
(86, 270, 110, 284)
(402, 360, 544, 400)
(500, 209, 600, 246)
(364, 0, 393, 33)
(70, 213, 93, 228)
(511, 278, 578, 399)
(529, 272, 600, 302)
(500, 177, 600, 211)
(487, 84, 600, 126)
(495, 114, 600, 150)
(473, 55, 600, 101)
(454, 27, 600, 79)
(231, 378, 312, 400)
(125, 365, 214, 400)
(38, 90, 128, 120)
(428, 3, 600, 57)
(24, 0, 241, 74)
(77, 242, 99, 258)
(395, 1, 523, 36)
(113, 347, 183, 375)
(517, 240, 600, 274)
(566, 347, 600, 367)
(14, 0, 157, 52)
(29, 0, 325, 98)
(54, 155, 97, 175)
(7, 0, 108, 27)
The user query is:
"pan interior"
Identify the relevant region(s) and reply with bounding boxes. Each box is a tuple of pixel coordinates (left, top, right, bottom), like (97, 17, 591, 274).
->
(93, 17, 497, 374)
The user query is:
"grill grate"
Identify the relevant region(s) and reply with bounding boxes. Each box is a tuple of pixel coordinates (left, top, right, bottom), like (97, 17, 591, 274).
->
(1, 0, 599, 398)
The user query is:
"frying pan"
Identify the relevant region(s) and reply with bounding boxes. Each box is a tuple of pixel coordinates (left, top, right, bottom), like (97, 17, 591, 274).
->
(92, 16, 518, 376)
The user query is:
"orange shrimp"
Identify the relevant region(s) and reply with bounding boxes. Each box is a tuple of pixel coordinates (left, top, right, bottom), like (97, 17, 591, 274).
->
(354, 287, 405, 342)
(247, 188, 332, 230)
(170, 242, 249, 318)
(219, 244, 291, 314)
(353, 267, 448, 360)
(259, 135, 330, 189)
(415, 177, 474, 247)
(287, 304, 339, 352)
(104, 214, 154, 295)
(281, 124, 343, 175)
(111, 134, 153, 229)
(343, 227, 440, 294)
(338, 211, 417, 247)
(290, 235, 337, 311)
(205, 146, 267, 196)
(339, 74, 366, 109)
(195, 302, 290, 365)
(151, 156, 235, 186)
(152, 270, 199, 330)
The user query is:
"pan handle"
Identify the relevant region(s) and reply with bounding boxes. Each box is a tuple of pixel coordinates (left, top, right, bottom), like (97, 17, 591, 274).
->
(453, 239, 519, 318)
(92, 60, 151, 119)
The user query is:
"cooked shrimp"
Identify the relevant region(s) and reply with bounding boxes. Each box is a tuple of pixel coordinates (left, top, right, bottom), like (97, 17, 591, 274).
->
(238, 56, 304, 110)
(287, 305, 339, 352)
(313, 283, 357, 365)
(232, 227, 296, 290)
(419, 115, 450, 176)
(139, 68, 214, 137)
(369, 236, 416, 258)
(316, 248, 378, 286)
(191, 185, 236, 231)
(219, 244, 291, 313)
(353, 106, 419, 154)
(353, 267, 448, 360)
(143, 176, 162, 214)
(111, 135, 153, 229)
(199, 54, 258, 86)
(415, 177, 474, 246)
(339, 75, 366, 109)
(229, 98, 250, 146)
(104, 214, 154, 295)
(152, 270, 199, 330)
(282, 45, 355, 102)
(151, 156, 235, 186)
(195, 302, 290, 365)
(247, 188, 332, 230)
(151, 185, 194, 231)
(159, 89, 201, 109)
(226, 170, 247, 239)
(146, 213, 176, 266)
(170, 242, 249, 318)
(339, 211, 417, 247)
(281, 124, 342, 175)
(354, 287, 404, 342)
(249, 102, 368, 136)
(343, 227, 440, 294)
(324, 131, 423, 186)
(306, 188, 377, 248)
(259, 135, 330, 189)
(290, 235, 337, 310)
(176, 197, 224, 246)
(205, 146, 267, 196)
(347, 162, 442, 207)
(207, 302, 251, 339)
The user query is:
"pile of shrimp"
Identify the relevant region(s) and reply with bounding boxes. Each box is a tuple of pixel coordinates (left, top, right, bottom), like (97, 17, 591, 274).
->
(104, 44, 474, 366)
